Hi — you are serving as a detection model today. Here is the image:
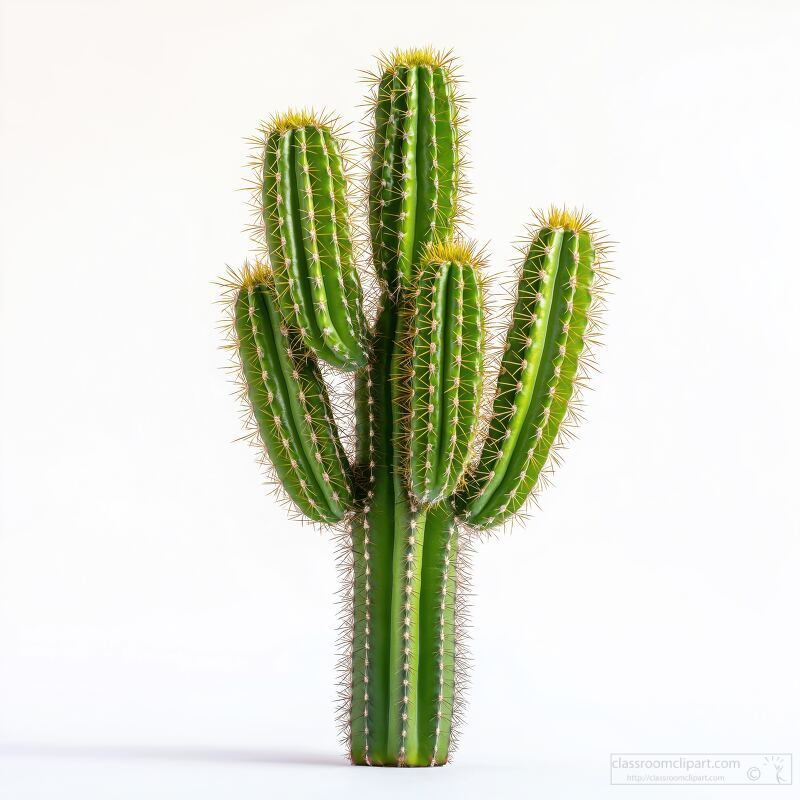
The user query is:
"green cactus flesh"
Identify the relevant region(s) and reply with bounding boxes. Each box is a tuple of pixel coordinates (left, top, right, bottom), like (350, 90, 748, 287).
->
(262, 119, 368, 370)
(369, 61, 459, 291)
(456, 223, 597, 528)
(350, 300, 460, 766)
(233, 266, 353, 523)
(226, 48, 607, 767)
(406, 245, 484, 504)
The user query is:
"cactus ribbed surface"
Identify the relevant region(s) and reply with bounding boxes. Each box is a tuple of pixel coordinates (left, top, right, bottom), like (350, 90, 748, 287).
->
(233, 264, 353, 523)
(406, 244, 484, 505)
(456, 214, 597, 528)
(224, 48, 609, 767)
(262, 114, 368, 370)
(369, 61, 459, 290)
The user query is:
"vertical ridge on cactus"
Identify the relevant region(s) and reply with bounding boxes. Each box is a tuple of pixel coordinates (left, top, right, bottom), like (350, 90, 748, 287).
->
(222, 49, 610, 767)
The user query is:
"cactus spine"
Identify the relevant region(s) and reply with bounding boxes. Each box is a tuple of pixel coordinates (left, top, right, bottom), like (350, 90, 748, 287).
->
(224, 48, 609, 767)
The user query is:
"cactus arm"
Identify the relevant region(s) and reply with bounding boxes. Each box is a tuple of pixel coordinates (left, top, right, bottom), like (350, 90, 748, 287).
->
(262, 123, 367, 370)
(496, 233, 594, 513)
(278, 129, 348, 366)
(465, 230, 567, 516)
(234, 276, 352, 523)
(369, 63, 459, 291)
(250, 281, 353, 519)
(408, 249, 485, 504)
(264, 132, 329, 357)
(294, 127, 366, 364)
(235, 288, 317, 519)
(458, 224, 596, 527)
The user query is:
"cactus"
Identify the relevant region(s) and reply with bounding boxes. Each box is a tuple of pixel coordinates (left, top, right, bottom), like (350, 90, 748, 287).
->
(223, 47, 609, 767)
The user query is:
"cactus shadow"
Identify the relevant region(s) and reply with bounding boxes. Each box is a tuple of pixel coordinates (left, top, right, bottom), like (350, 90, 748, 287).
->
(0, 743, 345, 767)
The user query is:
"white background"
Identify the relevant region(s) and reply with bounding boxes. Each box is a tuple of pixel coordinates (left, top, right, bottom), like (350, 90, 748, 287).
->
(1, 0, 799, 797)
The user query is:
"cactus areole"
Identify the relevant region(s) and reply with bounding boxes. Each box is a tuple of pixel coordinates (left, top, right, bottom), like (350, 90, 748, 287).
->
(223, 48, 610, 767)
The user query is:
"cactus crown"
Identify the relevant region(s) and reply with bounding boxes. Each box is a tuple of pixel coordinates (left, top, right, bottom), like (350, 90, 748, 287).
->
(236, 259, 272, 289)
(535, 204, 599, 234)
(223, 49, 610, 768)
(381, 46, 454, 70)
(421, 239, 484, 269)
(264, 108, 336, 134)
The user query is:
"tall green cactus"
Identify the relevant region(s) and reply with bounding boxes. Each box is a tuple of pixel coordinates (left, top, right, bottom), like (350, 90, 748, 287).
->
(224, 48, 609, 767)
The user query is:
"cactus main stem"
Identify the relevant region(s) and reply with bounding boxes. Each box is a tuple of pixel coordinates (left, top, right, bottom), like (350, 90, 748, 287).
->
(350, 301, 457, 766)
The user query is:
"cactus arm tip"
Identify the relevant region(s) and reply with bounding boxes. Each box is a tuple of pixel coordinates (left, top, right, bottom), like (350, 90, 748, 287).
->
(263, 108, 341, 136)
(379, 46, 456, 72)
